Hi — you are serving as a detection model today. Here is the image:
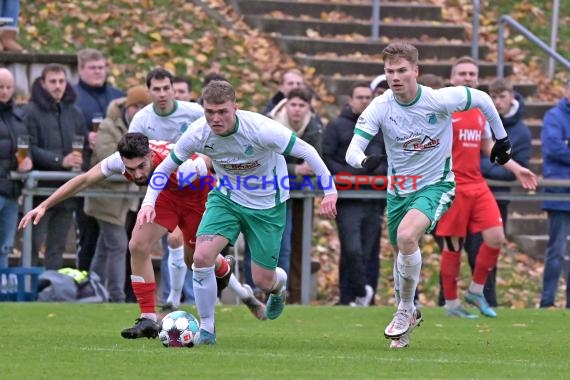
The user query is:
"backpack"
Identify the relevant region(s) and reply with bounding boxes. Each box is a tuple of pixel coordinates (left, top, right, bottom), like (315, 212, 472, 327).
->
(37, 268, 109, 303)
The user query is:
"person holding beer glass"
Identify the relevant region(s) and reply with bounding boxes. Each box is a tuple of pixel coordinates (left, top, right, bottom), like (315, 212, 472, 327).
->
(25, 64, 87, 269)
(0, 67, 32, 269)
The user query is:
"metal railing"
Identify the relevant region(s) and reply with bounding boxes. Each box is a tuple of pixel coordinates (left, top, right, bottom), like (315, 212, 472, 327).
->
(371, 0, 380, 40)
(497, 15, 570, 78)
(11, 171, 570, 305)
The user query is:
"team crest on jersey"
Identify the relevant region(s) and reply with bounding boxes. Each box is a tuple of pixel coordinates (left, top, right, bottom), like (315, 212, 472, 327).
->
(427, 113, 437, 124)
(244, 144, 254, 156)
(403, 135, 440, 151)
(179, 121, 188, 133)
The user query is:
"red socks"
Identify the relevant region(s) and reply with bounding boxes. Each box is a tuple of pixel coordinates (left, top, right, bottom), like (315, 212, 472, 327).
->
(132, 282, 156, 314)
(472, 242, 500, 285)
(214, 256, 229, 278)
(441, 250, 461, 300)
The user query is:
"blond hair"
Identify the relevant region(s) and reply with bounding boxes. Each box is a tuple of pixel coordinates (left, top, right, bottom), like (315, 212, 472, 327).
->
(202, 80, 236, 104)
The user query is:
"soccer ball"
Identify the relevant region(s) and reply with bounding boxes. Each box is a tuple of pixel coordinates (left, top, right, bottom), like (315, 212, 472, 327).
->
(158, 311, 200, 348)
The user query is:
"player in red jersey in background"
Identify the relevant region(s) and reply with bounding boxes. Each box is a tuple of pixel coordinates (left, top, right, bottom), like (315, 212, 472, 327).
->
(436, 57, 537, 319)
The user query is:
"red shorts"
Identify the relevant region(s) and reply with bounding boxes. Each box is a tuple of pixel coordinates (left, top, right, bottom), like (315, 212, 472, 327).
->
(435, 183, 502, 237)
(155, 187, 208, 247)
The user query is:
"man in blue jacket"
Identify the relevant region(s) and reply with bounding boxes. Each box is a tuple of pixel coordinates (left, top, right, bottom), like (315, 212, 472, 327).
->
(540, 78, 570, 308)
(74, 48, 125, 274)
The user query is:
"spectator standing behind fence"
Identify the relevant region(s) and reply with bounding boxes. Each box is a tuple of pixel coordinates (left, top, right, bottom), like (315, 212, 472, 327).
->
(0, 0, 22, 52)
(540, 78, 570, 309)
(83, 85, 151, 303)
(369, 74, 389, 97)
(25, 64, 87, 269)
(263, 69, 305, 115)
(0, 68, 31, 269)
(323, 82, 387, 306)
(74, 48, 125, 273)
(464, 77, 532, 307)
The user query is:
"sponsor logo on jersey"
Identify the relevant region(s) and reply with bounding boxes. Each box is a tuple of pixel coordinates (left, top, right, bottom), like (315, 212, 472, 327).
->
(403, 135, 440, 151)
(204, 144, 215, 151)
(458, 129, 482, 142)
(219, 160, 261, 173)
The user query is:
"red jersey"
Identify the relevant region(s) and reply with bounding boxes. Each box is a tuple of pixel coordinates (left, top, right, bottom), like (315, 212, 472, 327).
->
(102, 140, 209, 193)
(451, 108, 491, 185)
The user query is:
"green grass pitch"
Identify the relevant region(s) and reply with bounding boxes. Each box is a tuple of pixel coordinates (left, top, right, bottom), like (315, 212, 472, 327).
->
(1, 304, 569, 379)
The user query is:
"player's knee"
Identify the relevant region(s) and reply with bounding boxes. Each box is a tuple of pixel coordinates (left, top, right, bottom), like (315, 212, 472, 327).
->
(192, 250, 216, 268)
(128, 238, 150, 258)
(484, 232, 505, 249)
(396, 228, 420, 252)
(252, 271, 274, 291)
(167, 234, 184, 248)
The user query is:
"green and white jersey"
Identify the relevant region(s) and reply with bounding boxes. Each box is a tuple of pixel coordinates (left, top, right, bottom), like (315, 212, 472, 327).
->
(353, 85, 506, 195)
(128, 100, 203, 142)
(171, 110, 295, 209)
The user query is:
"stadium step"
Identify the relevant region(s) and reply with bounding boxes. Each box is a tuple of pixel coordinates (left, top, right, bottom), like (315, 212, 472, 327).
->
(235, 0, 443, 21)
(236, 1, 517, 106)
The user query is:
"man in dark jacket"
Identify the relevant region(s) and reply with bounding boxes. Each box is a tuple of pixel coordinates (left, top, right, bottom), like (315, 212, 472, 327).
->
(463, 78, 532, 307)
(25, 63, 87, 269)
(323, 82, 387, 306)
(0, 68, 32, 269)
(262, 69, 304, 115)
(74, 48, 125, 272)
(540, 78, 570, 308)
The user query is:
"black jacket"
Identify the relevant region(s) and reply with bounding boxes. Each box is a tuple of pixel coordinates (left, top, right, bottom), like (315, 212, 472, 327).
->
(25, 77, 87, 207)
(0, 100, 27, 198)
(26, 77, 87, 171)
(323, 104, 388, 177)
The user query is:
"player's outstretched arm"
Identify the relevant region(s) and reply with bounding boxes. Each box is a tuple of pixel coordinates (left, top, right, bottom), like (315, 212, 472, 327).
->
(18, 164, 106, 229)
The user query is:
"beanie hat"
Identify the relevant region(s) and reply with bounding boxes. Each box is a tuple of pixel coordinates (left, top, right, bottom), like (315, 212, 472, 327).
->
(125, 85, 151, 108)
(370, 74, 388, 91)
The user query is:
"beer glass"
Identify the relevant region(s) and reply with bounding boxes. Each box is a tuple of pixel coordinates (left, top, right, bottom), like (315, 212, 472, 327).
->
(72, 135, 84, 172)
(17, 135, 30, 164)
(91, 113, 103, 132)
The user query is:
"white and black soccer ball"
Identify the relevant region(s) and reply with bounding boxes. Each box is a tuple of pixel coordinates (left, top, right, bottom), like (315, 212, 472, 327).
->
(158, 311, 200, 348)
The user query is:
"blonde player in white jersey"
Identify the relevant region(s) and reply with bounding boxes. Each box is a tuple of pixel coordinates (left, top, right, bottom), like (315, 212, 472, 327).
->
(138, 80, 337, 345)
(345, 42, 512, 349)
(129, 68, 266, 319)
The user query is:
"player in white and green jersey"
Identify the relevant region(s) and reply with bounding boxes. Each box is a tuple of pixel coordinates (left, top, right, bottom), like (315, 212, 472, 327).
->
(128, 69, 266, 320)
(128, 74, 203, 142)
(139, 80, 338, 345)
(345, 42, 512, 349)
